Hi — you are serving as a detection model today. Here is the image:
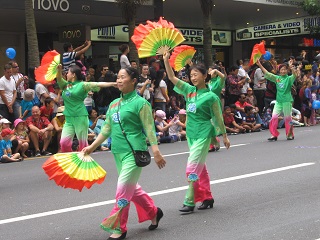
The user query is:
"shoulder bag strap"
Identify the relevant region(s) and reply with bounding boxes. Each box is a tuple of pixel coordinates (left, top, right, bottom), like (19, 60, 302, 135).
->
(117, 101, 135, 153)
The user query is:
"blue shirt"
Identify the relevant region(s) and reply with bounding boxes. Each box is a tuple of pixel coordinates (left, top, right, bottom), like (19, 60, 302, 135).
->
(0, 139, 11, 157)
(20, 99, 33, 120)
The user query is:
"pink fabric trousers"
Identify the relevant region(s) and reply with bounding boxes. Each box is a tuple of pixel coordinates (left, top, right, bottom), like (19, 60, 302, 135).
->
(184, 138, 212, 206)
(269, 101, 294, 138)
(101, 152, 157, 234)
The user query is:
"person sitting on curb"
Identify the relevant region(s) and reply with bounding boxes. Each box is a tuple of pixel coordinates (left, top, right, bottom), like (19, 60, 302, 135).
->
(0, 128, 22, 163)
(26, 106, 54, 157)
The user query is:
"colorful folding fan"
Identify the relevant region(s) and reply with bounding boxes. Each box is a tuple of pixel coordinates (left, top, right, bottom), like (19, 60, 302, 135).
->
(169, 45, 196, 71)
(42, 152, 106, 192)
(35, 50, 60, 84)
(131, 17, 185, 58)
(249, 41, 266, 65)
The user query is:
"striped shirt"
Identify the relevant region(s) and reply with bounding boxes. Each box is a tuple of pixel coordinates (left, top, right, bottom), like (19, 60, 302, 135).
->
(62, 51, 77, 72)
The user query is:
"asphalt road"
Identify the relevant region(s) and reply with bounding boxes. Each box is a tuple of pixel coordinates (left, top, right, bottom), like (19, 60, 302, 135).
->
(1, 126, 320, 240)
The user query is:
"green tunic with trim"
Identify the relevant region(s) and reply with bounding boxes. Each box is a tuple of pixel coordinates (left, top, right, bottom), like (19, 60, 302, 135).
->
(264, 72, 296, 103)
(57, 79, 100, 117)
(207, 76, 225, 97)
(101, 90, 158, 154)
(173, 80, 226, 139)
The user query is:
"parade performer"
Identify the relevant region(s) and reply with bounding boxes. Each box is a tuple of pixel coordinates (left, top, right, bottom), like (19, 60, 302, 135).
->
(82, 67, 166, 240)
(256, 59, 297, 141)
(207, 67, 226, 152)
(56, 65, 116, 152)
(163, 51, 230, 213)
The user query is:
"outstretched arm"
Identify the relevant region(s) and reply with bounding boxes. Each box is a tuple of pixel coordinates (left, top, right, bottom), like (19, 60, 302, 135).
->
(163, 51, 180, 86)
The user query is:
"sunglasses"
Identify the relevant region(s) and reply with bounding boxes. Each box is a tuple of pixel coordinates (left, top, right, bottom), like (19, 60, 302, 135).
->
(103, 68, 109, 71)
(12, 66, 19, 68)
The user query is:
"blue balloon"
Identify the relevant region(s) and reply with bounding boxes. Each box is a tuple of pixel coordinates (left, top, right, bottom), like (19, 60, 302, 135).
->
(312, 100, 320, 109)
(263, 51, 271, 61)
(6, 48, 16, 59)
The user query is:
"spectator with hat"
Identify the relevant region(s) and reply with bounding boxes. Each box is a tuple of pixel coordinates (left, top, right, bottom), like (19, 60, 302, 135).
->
(20, 88, 34, 120)
(51, 106, 65, 153)
(154, 109, 174, 143)
(26, 106, 54, 156)
(0, 128, 22, 162)
(13, 119, 29, 158)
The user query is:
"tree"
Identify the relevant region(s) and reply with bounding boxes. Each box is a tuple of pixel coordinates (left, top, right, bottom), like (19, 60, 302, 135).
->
(301, 0, 320, 35)
(25, 0, 40, 67)
(199, 0, 214, 68)
(115, 0, 148, 66)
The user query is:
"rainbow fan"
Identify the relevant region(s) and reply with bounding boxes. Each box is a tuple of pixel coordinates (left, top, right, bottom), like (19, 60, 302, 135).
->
(169, 45, 196, 71)
(42, 152, 106, 192)
(131, 17, 185, 58)
(249, 41, 266, 65)
(35, 50, 60, 84)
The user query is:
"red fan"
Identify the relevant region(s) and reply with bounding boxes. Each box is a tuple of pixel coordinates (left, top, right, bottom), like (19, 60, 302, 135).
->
(35, 50, 60, 84)
(169, 45, 196, 71)
(42, 152, 106, 192)
(131, 17, 185, 58)
(249, 41, 266, 65)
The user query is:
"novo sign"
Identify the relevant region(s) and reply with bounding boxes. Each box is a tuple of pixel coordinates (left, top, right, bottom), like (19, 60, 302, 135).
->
(33, 0, 69, 12)
(59, 25, 91, 42)
(236, 16, 316, 41)
(92, 25, 232, 46)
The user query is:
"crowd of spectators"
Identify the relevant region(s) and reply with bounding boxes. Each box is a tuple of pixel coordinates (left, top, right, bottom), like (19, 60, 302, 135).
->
(1, 41, 319, 163)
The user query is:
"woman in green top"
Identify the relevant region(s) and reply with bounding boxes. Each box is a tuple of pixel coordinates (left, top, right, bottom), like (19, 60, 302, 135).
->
(82, 67, 166, 240)
(163, 51, 230, 213)
(256, 59, 297, 141)
(56, 65, 116, 152)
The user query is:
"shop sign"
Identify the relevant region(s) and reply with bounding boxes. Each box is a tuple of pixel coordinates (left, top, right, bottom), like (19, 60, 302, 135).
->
(233, 0, 303, 7)
(235, 16, 319, 41)
(91, 25, 232, 46)
(59, 25, 91, 42)
(33, 0, 70, 12)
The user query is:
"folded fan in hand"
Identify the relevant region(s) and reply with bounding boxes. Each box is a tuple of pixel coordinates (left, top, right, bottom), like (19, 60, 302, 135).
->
(42, 152, 106, 191)
(35, 50, 60, 84)
(169, 45, 196, 71)
(131, 17, 185, 58)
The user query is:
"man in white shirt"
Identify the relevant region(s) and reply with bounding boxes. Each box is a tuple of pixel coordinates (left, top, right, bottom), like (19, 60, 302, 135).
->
(0, 64, 17, 122)
(9, 60, 27, 120)
(237, 59, 251, 94)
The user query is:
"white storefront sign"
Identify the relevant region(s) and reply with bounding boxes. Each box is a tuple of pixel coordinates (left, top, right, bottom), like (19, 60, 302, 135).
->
(233, 0, 303, 7)
(33, 0, 70, 11)
(236, 16, 320, 41)
(91, 25, 232, 46)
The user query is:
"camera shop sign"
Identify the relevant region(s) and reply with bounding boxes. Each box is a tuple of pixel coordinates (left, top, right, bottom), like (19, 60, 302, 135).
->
(235, 17, 315, 41)
(91, 25, 231, 46)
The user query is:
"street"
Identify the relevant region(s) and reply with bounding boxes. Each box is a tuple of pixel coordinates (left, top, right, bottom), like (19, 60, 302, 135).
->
(1, 126, 320, 240)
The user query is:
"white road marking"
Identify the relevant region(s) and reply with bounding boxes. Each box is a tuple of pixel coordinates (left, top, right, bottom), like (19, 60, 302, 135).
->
(158, 143, 248, 158)
(0, 162, 314, 225)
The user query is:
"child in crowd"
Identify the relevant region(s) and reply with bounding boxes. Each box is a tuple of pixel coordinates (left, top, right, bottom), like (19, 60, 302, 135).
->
(13, 119, 29, 158)
(223, 106, 246, 134)
(20, 89, 34, 120)
(154, 110, 174, 143)
(49, 83, 63, 118)
(242, 106, 262, 132)
(0, 128, 22, 163)
(40, 97, 54, 121)
(168, 112, 186, 142)
(51, 106, 65, 153)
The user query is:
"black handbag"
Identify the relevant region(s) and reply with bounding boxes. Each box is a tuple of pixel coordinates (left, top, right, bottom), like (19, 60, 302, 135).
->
(117, 105, 151, 167)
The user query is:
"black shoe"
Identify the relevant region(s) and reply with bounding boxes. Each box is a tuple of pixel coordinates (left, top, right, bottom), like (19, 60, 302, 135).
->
(35, 150, 41, 157)
(179, 205, 195, 213)
(197, 199, 214, 210)
(287, 136, 294, 140)
(107, 232, 127, 240)
(148, 207, 163, 230)
(267, 136, 277, 141)
(41, 150, 52, 156)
